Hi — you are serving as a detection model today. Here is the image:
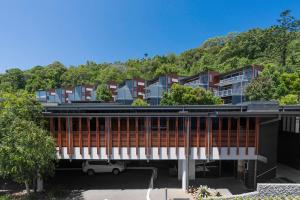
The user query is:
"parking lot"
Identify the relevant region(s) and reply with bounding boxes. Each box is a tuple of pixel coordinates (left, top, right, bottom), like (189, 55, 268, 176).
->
(44, 169, 152, 200)
(41, 160, 251, 200)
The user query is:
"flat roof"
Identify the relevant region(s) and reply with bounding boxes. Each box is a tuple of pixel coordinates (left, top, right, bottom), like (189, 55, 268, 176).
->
(42, 101, 300, 118)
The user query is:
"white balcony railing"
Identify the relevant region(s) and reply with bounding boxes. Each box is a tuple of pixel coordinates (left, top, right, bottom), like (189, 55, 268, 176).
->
(214, 89, 243, 97)
(218, 75, 248, 86)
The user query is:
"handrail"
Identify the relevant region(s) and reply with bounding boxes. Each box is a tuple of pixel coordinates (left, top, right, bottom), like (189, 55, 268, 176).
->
(257, 166, 277, 178)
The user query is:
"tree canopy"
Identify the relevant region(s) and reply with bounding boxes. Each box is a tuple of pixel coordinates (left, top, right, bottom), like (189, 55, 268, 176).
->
(0, 91, 56, 194)
(96, 84, 113, 102)
(160, 84, 223, 105)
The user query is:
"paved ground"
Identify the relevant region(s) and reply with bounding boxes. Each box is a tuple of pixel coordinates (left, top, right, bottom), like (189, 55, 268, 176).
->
(44, 169, 152, 200)
(48, 166, 249, 199)
(276, 163, 300, 183)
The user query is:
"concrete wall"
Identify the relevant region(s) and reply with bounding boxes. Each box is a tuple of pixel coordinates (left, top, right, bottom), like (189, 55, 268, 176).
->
(209, 183, 300, 199)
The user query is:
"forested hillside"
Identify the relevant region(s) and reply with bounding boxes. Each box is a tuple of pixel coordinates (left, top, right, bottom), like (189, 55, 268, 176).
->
(0, 10, 299, 103)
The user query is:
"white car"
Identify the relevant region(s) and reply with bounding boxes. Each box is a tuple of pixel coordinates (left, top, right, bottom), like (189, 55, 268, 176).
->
(82, 160, 126, 176)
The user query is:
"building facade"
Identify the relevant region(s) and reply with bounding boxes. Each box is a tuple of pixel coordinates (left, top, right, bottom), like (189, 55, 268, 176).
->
(180, 71, 219, 91)
(36, 65, 263, 105)
(115, 78, 145, 104)
(36, 85, 96, 103)
(145, 74, 179, 105)
(43, 102, 300, 190)
(215, 65, 262, 104)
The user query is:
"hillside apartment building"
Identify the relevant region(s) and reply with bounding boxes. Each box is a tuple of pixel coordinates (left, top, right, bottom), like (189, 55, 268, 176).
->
(36, 65, 262, 105)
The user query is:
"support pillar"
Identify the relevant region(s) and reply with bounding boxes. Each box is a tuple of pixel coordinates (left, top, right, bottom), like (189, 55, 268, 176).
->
(237, 160, 245, 179)
(178, 159, 195, 191)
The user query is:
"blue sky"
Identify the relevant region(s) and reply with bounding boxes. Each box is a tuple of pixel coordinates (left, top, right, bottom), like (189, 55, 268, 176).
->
(0, 0, 300, 72)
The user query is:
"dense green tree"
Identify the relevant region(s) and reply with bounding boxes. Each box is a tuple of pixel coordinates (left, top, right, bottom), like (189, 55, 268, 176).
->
(160, 84, 223, 105)
(274, 10, 300, 66)
(0, 91, 56, 194)
(0, 68, 25, 91)
(0, 91, 44, 125)
(0, 115, 56, 194)
(131, 98, 149, 106)
(96, 84, 112, 102)
(245, 76, 276, 101)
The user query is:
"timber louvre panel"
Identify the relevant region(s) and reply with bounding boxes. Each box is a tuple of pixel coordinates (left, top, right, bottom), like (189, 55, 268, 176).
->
(118, 117, 121, 155)
(58, 117, 62, 154)
(175, 117, 179, 157)
(246, 117, 249, 155)
(167, 117, 170, 157)
(135, 117, 138, 156)
(127, 117, 130, 156)
(227, 118, 231, 155)
(79, 117, 82, 155)
(96, 117, 100, 154)
(196, 117, 200, 157)
(87, 117, 91, 155)
(237, 118, 240, 155)
(255, 117, 260, 154)
(158, 117, 160, 157)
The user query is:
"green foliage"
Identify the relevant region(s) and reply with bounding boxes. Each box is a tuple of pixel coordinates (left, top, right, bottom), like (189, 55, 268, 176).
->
(96, 84, 112, 102)
(0, 91, 44, 126)
(131, 99, 149, 106)
(245, 66, 300, 102)
(0, 116, 56, 193)
(0, 10, 299, 103)
(0, 68, 25, 92)
(0, 195, 12, 200)
(245, 76, 276, 101)
(160, 84, 223, 105)
(0, 92, 56, 194)
(279, 94, 299, 105)
(197, 185, 211, 199)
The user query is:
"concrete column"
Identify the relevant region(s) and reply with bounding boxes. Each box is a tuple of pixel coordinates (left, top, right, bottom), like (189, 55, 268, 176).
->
(237, 160, 245, 179)
(178, 159, 195, 181)
(178, 159, 188, 191)
(36, 173, 43, 192)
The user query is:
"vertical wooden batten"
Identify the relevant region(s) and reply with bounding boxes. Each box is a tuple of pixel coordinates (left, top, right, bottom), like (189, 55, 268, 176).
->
(158, 117, 161, 157)
(79, 117, 82, 155)
(135, 117, 139, 156)
(175, 117, 179, 157)
(255, 117, 260, 155)
(69, 117, 73, 155)
(118, 117, 121, 155)
(227, 118, 231, 155)
(246, 117, 249, 155)
(96, 117, 100, 154)
(166, 117, 170, 157)
(237, 118, 240, 155)
(127, 117, 130, 156)
(205, 117, 208, 157)
(197, 117, 200, 158)
(87, 117, 91, 155)
(218, 117, 222, 150)
(58, 117, 62, 154)
(65, 117, 69, 154)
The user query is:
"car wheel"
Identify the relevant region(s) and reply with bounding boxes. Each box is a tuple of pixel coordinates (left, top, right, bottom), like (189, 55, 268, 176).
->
(87, 169, 95, 176)
(112, 168, 120, 175)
